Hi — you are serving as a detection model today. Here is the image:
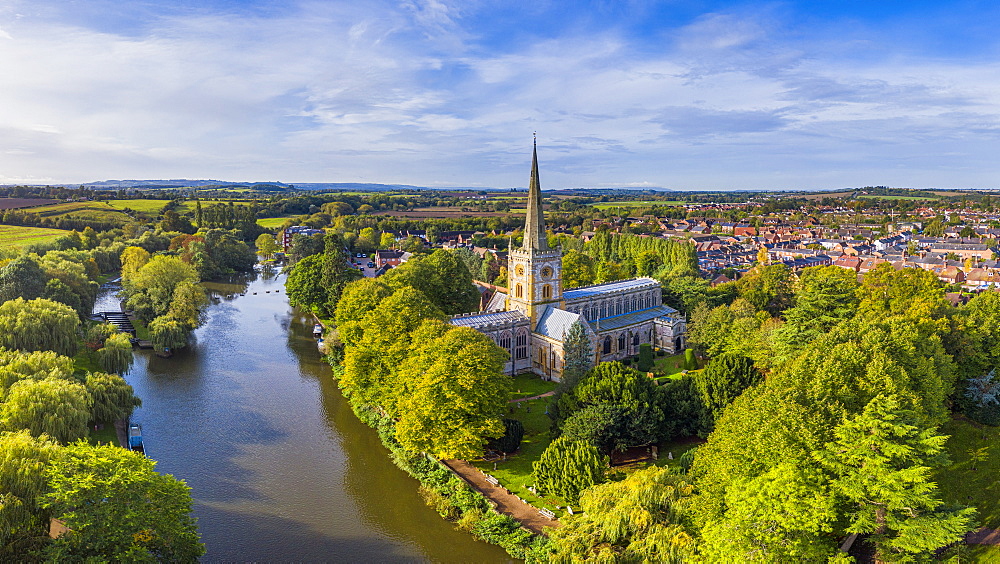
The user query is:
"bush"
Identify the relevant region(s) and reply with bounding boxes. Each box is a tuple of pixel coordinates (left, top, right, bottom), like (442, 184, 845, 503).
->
(490, 418, 525, 453)
(471, 513, 535, 559)
(656, 349, 666, 357)
(637, 343, 654, 372)
(622, 358, 632, 366)
(683, 348, 697, 370)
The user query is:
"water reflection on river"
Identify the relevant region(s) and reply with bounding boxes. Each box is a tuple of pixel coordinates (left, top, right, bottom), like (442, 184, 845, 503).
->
(103, 271, 510, 562)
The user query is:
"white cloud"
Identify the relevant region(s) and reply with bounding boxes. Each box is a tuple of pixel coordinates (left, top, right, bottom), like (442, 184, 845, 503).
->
(0, 2, 998, 189)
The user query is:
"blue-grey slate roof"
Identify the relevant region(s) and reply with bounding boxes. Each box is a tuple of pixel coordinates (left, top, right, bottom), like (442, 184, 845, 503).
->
(450, 310, 527, 329)
(589, 305, 680, 333)
(563, 277, 659, 301)
(534, 306, 583, 340)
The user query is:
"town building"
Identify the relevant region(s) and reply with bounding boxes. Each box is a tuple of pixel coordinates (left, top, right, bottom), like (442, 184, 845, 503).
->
(449, 142, 686, 380)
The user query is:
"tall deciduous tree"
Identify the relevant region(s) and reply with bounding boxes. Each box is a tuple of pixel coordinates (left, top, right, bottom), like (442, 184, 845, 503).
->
(0, 298, 80, 357)
(334, 278, 392, 348)
(254, 233, 281, 259)
(693, 352, 761, 433)
(0, 378, 92, 443)
(40, 442, 204, 562)
(97, 332, 135, 375)
(0, 256, 48, 304)
(284, 253, 327, 313)
(86, 372, 141, 424)
(0, 430, 61, 558)
(148, 316, 188, 354)
(123, 256, 200, 322)
(395, 326, 510, 459)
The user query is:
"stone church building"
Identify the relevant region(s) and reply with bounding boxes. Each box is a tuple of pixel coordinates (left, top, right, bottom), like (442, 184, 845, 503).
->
(450, 142, 686, 380)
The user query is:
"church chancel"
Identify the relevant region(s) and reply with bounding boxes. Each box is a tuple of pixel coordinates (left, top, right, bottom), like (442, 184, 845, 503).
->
(450, 141, 686, 380)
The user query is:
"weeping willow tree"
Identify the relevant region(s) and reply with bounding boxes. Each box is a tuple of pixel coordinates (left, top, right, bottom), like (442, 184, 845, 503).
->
(0, 298, 80, 357)
(97, 333, 134, 376)
(547, 466, 696, 563)
(86, 372, 141, 424)
(148, 316, 187, 354)
(0, 349, 76, 396)
(0, 378, 92, 443)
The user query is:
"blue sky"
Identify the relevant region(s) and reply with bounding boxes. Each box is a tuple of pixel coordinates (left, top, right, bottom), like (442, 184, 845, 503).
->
(2, 0, 1000, 190)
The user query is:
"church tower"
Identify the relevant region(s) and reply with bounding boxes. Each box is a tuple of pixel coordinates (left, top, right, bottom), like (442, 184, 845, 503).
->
(508, 137, 563, 323)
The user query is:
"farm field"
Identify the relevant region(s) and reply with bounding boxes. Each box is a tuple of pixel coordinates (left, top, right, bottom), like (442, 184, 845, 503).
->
(104, 199, 172, 213)
(0, 225, 71, 248)
(20, 201, 132, 224)
(0, 198, 58, 210)
(176, 199, 254, 213)
(374, 207, 517, 219)
(257, 217, 293, 228)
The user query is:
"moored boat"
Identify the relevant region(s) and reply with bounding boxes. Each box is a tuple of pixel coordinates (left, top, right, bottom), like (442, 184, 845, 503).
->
(128, 422, 145, 455)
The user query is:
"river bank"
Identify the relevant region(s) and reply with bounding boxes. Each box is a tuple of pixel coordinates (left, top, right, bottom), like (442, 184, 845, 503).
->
(101, 273, 510, 561)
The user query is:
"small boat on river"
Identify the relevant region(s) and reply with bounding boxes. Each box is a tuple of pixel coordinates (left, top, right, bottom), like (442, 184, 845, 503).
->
(128, 422, 145, 455)
(312, 324, 324, 338)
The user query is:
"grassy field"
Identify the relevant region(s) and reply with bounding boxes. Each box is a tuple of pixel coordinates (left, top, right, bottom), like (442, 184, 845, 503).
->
(933, 416, 1000, 528)
(0, 225, 71, 248)
(26, 201, 133, 224)
(510, 372, 558, 401)
(105, 199, 172, 213)
(257, 217, 294, 228)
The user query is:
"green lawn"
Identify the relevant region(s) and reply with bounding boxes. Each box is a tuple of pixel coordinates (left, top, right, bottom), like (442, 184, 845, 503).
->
(934, 416, 1000, 528)
(509, 372, 558, 400)
(473, 374, 566, 514)
(88, 423, 119, 446)
(257, 216, 295, 228)
(0, 225, 72, 248)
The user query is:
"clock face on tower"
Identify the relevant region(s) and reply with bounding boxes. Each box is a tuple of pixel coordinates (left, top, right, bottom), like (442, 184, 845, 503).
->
(540, 266, 552, 279)
(515, 265, 525, 276)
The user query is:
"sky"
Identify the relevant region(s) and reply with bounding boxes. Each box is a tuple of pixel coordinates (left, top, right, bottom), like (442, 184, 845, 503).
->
(2, 1, 1000, 190)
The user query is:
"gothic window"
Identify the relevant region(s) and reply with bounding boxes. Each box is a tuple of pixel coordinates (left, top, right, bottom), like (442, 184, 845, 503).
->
(617, 334, 626, 351)
(639, 295, 646, 309)
(632, 332, 640, 346)
(516, 284, 523, 298)
(499, 331, 512, 350)
(515, 330, 528, 359)
(616, 299, 623, 316)
(602, 336, 612, 354)
(542, 284, 552, 299)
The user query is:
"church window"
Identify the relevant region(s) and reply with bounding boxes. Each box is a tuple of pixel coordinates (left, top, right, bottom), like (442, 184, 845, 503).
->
(515, 284, 523, 298)
(542, 284, 552, 299)
(602, 336, 612, 354)
(616, 300, 623, 316)
(515, 330, 528, 359)
(617, 334, 626, 351)
(499, 331, 512, 350)
(633, 332, 640, 346)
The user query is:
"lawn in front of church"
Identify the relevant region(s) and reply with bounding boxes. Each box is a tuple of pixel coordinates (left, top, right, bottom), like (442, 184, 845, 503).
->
(473, 373, 565, 515)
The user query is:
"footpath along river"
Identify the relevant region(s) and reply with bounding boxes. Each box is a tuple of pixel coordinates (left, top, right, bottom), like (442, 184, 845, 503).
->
(95, 270, 510, 562)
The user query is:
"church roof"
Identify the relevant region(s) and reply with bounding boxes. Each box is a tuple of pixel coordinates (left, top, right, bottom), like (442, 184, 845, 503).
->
(450, 310, 527, 330)
(534, 306, 583, 340)
(484, 291, 508, 312)
(563, 277, 660, 301)
(589, 305, 680, 333)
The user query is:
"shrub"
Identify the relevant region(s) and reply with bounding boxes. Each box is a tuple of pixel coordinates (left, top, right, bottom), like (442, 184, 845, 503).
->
(637, 343, 654, 372)
(683, 348, 697, 370)
(622, 358, 632, 366)
(490, 418, 524, 453)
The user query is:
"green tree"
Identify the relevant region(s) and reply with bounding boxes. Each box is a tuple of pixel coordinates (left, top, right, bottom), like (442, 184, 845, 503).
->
(562, 249, 595, 288)
(395, 326, 511, 459)
(166, 280, 208, 330)
(284, 253, 327, 313)
(0, 298, 80, 357)
(97, 332, 135, 375)
(86, 372, 141, 424)
(555, 362, 664, 450)
(817, 394, 976, 559)
(40, 442, 204, 562)
(693, 352, 761, 432)
(320, 233, 364, 316)
(0, 430, 61, 558)
(383, 250, 479, 314)
(148, 316, 188, 354)
(1, 378, 92, 443)
(560, 320, 593, 389)
(773, 265, 860, 360)
(737, 263, 794, 315)
(547, 466, 696, 563)
(533, 436, 607, 504)
(119, 246, 150, 281)
(123, 256, 200, 322)
(254, 233, 281, 259)
(334, 278, 392, 348)
(0, 256, 48, 303)
(42, 278, 83, 317)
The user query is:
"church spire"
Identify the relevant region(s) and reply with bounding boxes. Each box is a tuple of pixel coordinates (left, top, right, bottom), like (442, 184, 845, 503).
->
(522, 133, 548, 251)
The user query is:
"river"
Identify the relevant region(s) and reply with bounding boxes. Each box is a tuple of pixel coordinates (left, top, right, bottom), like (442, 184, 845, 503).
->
(96, 271, 510, 562)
